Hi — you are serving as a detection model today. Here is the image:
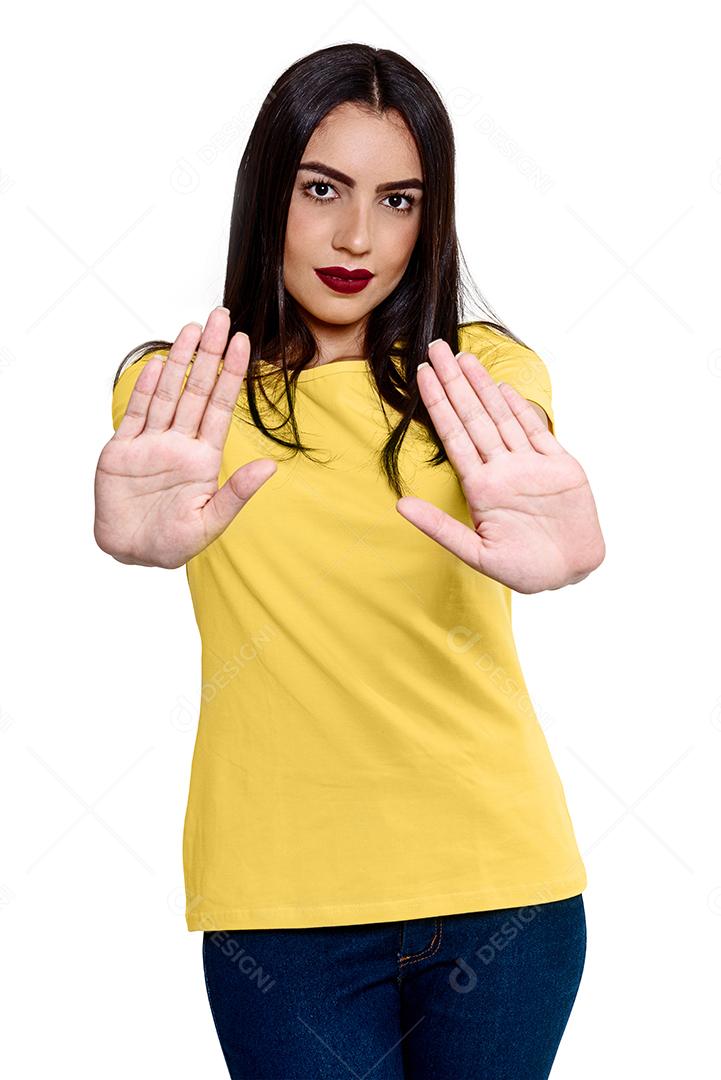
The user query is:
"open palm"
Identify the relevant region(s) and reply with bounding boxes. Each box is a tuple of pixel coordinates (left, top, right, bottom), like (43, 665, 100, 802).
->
(395, 340, 605, 593)
(94, 310, 277, 569)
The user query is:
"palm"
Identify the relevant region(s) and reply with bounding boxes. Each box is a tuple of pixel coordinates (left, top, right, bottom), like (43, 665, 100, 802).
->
(94, 310, 277, 569)
(396, 340, 605, 593)
(95, 426, 228, 568)
(454, 442, 599, 593)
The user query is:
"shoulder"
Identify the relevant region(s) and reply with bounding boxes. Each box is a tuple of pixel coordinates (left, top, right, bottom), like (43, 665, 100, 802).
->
(458, 321, 532, 362)
(457, 321, 555, 434)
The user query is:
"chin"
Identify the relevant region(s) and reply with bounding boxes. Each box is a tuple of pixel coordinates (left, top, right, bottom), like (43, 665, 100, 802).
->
(307, 298, 369, 323)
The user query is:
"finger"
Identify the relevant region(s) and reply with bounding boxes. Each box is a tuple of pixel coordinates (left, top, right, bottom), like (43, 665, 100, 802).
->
(144, 321, 204, 433)
(423, 341, 506, 474)
(426, 339, 506, 462)
(171, 307, 233, 438)
(197, 331, 251, 451)
(417, 358, 485, 487)
(113, 356, 165, 440)
(396, 495, 482, 572)
(428, 340, 529, 458)
(455, 351, 532, 452)
(498, 382, 564, 455)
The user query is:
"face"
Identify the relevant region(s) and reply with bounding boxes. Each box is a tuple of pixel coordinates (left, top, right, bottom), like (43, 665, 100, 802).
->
(283, 102, 424, 364)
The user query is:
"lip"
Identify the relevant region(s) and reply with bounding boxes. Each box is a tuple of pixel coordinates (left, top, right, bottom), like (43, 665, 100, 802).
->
(314, 266, 373, 295)
(316, 265, 373, 280)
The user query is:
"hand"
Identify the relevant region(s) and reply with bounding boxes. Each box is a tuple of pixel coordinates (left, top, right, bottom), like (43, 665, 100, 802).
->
(94, 308, 277, 569)
(395, 340, 605, 593)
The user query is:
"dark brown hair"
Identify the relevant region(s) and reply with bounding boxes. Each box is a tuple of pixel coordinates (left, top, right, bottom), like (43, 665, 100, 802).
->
(113, 43, 530, 498)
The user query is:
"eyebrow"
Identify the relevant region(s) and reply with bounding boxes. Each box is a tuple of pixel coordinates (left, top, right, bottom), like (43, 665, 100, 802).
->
(298, 160, 424, 193)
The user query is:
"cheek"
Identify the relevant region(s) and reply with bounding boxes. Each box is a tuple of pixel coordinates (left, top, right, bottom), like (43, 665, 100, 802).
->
(381, 222, 420, 275)
(285, 198, 323, 255)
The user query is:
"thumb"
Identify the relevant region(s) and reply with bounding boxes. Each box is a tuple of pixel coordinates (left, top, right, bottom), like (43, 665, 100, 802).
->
(396, 495, 482, 572)
(201, 459, 277, 541)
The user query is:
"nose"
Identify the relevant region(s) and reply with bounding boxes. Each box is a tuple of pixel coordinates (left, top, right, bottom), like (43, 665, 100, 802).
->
(333, 202, 372, 254)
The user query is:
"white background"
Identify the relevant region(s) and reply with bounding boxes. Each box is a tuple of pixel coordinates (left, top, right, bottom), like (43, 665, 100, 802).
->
(2, 0, 720, 1076)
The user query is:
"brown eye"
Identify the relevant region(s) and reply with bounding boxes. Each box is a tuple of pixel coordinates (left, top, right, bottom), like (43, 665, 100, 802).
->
(300, 178, 416, 216)
(383, 193, 416, 215)
(300, 179, 338, 203)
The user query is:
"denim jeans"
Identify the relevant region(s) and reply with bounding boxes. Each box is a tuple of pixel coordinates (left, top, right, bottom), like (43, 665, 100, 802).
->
(202, 893, 587, 1079)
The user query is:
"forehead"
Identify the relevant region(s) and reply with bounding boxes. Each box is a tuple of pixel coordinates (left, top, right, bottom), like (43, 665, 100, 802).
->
(302, 103, 422, 178)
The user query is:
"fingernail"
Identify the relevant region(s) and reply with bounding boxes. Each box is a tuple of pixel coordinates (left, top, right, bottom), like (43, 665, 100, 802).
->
(454, 350, 465, 358)
(427, 338, 443, 348)
(217, 306, 230, 315)
(418, 361, 430, 370)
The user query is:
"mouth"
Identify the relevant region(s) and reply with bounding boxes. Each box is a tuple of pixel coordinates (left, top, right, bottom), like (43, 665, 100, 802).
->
(314, 266, 374, 294)
(315, 266, 373, 280)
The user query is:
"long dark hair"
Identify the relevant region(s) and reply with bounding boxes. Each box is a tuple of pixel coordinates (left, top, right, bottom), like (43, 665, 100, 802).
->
(113, 43, 531, 498)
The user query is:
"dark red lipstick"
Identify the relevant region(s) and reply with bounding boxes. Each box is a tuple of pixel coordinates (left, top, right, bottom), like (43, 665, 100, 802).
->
(314, 266, 373, 295)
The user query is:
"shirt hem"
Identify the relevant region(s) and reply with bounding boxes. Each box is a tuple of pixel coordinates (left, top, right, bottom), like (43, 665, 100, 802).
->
(185, 866, 588, 931)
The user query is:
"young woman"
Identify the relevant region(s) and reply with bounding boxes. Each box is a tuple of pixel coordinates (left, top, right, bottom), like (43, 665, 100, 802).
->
(94, 43, 604, 1080)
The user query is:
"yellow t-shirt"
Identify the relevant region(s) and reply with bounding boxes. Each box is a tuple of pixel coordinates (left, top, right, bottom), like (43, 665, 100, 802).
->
(111, 321, 587, 931)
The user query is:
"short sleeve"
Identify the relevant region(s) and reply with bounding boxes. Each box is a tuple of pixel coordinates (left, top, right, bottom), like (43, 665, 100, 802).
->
(111, 348, 171, 432)
(458, 323, 555, 436)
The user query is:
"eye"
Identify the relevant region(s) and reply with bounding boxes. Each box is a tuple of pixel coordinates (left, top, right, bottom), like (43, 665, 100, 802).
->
(300, 178, 417, 216)
(383, 192, 417, 215)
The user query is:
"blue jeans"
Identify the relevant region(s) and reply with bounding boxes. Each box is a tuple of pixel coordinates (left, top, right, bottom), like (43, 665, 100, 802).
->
(202, 893, 587, 1079)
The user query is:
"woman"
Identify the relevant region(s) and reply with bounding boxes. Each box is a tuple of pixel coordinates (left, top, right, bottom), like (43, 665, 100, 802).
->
(94, 43, 605, 1080)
